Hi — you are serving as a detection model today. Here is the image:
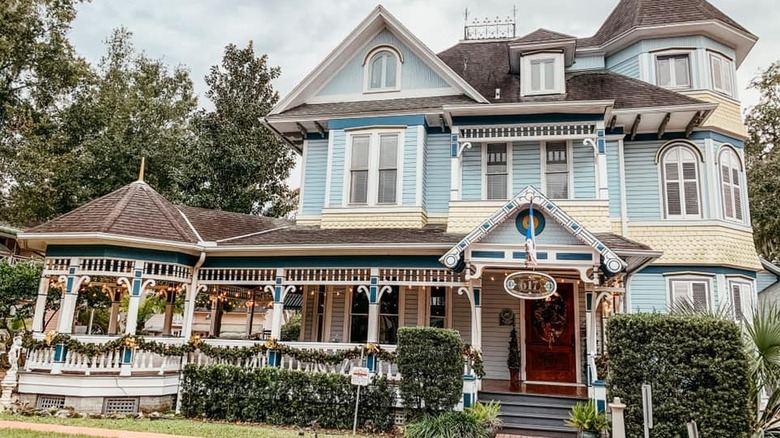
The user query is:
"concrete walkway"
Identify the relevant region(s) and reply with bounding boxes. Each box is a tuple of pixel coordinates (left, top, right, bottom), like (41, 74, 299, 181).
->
(0, 420, 198, 438)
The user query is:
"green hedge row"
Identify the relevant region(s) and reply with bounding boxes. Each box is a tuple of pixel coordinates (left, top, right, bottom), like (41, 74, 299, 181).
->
(180, 364, 395, 432)
(607, 313, 751, 438)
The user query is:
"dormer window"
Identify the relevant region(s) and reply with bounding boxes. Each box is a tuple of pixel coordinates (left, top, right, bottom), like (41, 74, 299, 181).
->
(521, 52, 564, 96)
(364, 46, 402, 92)
(656, 53, 691, 89)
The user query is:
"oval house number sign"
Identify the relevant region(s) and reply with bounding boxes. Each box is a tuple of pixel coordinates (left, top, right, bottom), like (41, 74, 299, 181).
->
(504, 272, 557, 300)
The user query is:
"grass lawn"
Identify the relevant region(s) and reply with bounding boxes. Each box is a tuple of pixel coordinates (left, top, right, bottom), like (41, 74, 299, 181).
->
(0, 414, 381, 438)
(1, 431, 94, 438)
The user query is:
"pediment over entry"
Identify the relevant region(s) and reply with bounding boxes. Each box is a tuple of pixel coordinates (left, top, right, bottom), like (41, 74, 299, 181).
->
(439, 186, 627, 275)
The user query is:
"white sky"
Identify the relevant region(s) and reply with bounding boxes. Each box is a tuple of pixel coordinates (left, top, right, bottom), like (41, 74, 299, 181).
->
(68, 0, 779, 188)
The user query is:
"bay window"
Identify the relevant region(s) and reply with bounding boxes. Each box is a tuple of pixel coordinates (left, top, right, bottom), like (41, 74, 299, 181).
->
(656, 54, 691, 89)
(669, 278, 710, 311)
(719, 147, 744, 222)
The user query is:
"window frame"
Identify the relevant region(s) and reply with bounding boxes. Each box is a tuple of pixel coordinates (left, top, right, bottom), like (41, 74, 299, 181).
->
(659, 144, 702, 220)
(718, 146, 744, 223)
(728, 279, 754, 322)
(667, 276, 712, 312)
(521, 52, 565, 96)
(709, 52, 734, 97)
(481, 142, 512, 200)
(655, 52, 692, 90)
(348, 288, 369, 343)
(540, 140, 574, 200)
(363, 46, 402, 93)
(344, 129, 404, 207)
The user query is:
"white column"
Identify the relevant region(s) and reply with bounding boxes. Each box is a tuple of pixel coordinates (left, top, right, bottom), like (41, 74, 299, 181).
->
(245, 302, 255, 338)
(367, 268, 381, 343)
(123, 260, 146, 336)
(449, 128, 462, 201)
(181, 283, 199, 339)
(56, 258, 82, 335)
(270, 269, 287, 340)
(107, 290, 121, 335)
(31, 275, 50, 333)
(596, 121, 609, 200)
(609, 397, 627, 438)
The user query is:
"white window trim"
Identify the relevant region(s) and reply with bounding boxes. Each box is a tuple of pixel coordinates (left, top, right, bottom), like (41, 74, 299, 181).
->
(654, 50, 693, 90)
(363, 46, 402, 94)
(540, 140, 574, 200)
(718, 146, 745, 223)
(521, 52, 565, 96)
(422, 286, 451, 329)
(666, 276, 712, 311)
(708, 52, 734, 97)
(343, 128, 404, 207)
(658, 144, 702, 220)
(726, 278, 755, 322)
(481, 142, 513, 200)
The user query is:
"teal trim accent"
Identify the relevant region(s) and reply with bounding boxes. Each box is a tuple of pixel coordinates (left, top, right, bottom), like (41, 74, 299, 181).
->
(46, 245, 196, 265)
(203, 255, 445, 269)
(557, 253, 593, 261)
(515, 208, 546, 235)
(367, 354, 376, 372)
(268, 350, 280, 367)
(450, 133, 458, 157)
(305, 133, 328, 140)
(274, 276, 283, 302)
(328, 115, 426, 130)
(122, 348, 133, 365)
(586, 292, 593, 311)
(53, 344, 67, 363)
(471, 250, 505, 259)
(690, 131, 745, 148)
(596, 399, 606, 413)
(452, 114, 602, 126)
(473, 288, 481, 306)
(640, 265, 757, 278)
(512, 251, 548, 260)
(463, 392, 473, 408)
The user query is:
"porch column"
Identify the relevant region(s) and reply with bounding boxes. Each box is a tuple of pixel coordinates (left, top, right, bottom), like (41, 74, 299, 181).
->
(245, 291, 256, 339)
(31, 274, 50, 333)
(56, 258, 85, 335)
(450, 130, 465, 201)
(180, 283, 200, 340)
(367, 268, 380, 343)
(107, 288, 121, 335)
(162, 288, 177, 336)
(596, 122, 608, 200)
(586, 291, 598, 382)
(472, 281, 482, 351)
(123, 260, 147, 336)
(270, 269, 287, 340)
(209, 297, 222, 337)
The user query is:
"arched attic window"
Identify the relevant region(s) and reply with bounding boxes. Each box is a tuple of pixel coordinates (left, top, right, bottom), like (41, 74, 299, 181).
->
(719, 146, 744, 222)
(364, 46, 402, 92)
(659, 144, 702, 219)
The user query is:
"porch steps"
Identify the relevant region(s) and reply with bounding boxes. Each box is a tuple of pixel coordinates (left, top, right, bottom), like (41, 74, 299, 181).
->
(478, 391, 582, 438)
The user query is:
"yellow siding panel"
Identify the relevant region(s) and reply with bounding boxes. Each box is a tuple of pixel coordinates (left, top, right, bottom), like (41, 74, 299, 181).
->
(684, 91, 748, 139)
(320, 209, 427, 229)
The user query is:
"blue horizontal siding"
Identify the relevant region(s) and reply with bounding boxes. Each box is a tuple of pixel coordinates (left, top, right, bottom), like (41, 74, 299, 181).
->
(482, 212, 580, 246)
(425, 132, 451, 214)
(606, 140, 622, 217)
(623, 142, 660, 221)
(568, 56, 605, 72)
(609, 57, 640, 79)
(512, 142, 541, 194)
(461, 144, 482, 200)
(573, 143, 596, 198)
(301, 138, 328, 216)
(758, 271, 779, 293)
(629, 271, 668, 313)
(328, 130, 346, 206)
(402, 126, 419, 206)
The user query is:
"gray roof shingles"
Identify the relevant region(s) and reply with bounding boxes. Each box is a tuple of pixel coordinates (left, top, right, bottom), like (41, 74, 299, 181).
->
(271, 95, 476, 118)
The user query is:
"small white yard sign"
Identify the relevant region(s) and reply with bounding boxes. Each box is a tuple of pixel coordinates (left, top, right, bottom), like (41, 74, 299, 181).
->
(350, 367, 370, 386)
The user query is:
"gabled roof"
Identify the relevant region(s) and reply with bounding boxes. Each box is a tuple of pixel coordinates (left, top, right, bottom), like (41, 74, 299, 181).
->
(27, 181, 199, 243)
(582, 0, 753, 48)
(439, 186, 627, 275)
(269, 5, 487, 116)
(271, 95, 475, 119)
(513, 28, 575, 45)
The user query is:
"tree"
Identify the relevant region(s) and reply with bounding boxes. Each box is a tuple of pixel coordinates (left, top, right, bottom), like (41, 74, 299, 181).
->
(0, 261, 42, 333)
(181, 41, 295, 216)
(745, 61, 780, 261)
(2, 28, 197, 225)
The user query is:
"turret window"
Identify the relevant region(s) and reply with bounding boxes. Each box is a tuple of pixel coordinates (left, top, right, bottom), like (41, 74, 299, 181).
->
(656, 54, 691, 89)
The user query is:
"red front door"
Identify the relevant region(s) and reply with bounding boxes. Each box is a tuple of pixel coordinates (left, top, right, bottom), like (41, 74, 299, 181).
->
(524, 282, 576, 383)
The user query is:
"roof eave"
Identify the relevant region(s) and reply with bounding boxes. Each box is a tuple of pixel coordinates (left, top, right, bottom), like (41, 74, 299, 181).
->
(444, 100, 615, 117)
(17, 232, 204, 255)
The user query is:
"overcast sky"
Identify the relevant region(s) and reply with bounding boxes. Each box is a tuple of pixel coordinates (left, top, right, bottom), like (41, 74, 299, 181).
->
(68, 0, 778, 186)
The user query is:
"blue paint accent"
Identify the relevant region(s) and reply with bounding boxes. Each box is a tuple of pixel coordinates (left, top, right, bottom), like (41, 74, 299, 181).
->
(53, 344, 67, 363)
(597, 129, 606, 154)
(274, 276, 283, 302)
(574, 142, 596, 198)
(370, 277, 378, 285)
(366, 354, 376, 372)
(473, 288, 481, 306)
(640, 265, 757, 278)
(301, 137, 328, 216)
(463, 392, 473, 408)
(203, 255, 445, 269)
(46, 245, 197, 265)
(369, 286, 378, 304)
(627, 131, 739, 144)
(606, 127, 625, 135)
(122, 347, 133, 365)
(690, 130, 745, 148)
(426, 132, 452, 214)
(471, 250, 505, 259)
(65, 276, 75, 294)
(328, 115, 426, 130)
(556, 253, 593, 261)
(586, 292, 593, 311)
(131, 269, 143, 296)
(268, 350, 281, 367)
(515, 208, 546, 235)
(305, 133, 328, 140)
(450, 133, 458, 157)
(452, 113, 602, 126)
(596, 399, 606, 413)
(512, 252, 549, 260)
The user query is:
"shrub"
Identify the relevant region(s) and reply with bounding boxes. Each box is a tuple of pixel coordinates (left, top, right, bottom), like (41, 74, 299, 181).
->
(466, 401, 503, 436)
(280, 313, 301, 341)
(397, 327, 464, 418)
(607, 313, 751, 438)
(180, 364, 394, 431)
(404, 411, 484, 438)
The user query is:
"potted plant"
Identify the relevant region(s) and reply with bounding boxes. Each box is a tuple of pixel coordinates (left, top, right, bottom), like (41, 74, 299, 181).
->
(466, 400, 503, 438)
(507, 325, 521, 391)
(564, 400, 610, 437)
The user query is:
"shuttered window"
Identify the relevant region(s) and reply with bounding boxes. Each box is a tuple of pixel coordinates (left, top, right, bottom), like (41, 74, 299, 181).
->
(486, 143, 508, 199)
(670, 279, 710, 311)
(730, 282, 753, 322)
(347, 131, 401, 206)
(656, 55, 691, 89)
(710, 53, 734, 96)
(719, 148, 744, 222)
(662, 146, 700, 218)
(545, 141, 570, 199)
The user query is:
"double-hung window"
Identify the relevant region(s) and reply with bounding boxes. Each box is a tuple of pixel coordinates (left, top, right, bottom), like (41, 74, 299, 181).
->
(669, 278, 710, 311)
(348, 131, 401, 206)
(656, 54, 691, 89)
(486, 144, 508, 200)
(661, 146, 700, 218)
(349, 290, 369, 343)
(545, 141, 570, 199)
(729, 281, 754, 321)
(429, 286, 447, 328)
(719, 148, 743, 222)
(710, 53, 734, 96)
(521, 53, 564, 96)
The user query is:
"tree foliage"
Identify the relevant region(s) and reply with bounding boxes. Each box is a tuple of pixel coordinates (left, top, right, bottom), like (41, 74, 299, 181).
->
(0, 261, 43, 332)
(746, 61, 780, 261)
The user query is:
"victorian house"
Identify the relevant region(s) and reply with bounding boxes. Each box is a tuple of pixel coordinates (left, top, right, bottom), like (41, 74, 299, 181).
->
(15, 0, 778, 435)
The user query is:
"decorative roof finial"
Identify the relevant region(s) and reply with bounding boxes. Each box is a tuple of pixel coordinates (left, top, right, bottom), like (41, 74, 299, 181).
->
(138, 157, 146, 182)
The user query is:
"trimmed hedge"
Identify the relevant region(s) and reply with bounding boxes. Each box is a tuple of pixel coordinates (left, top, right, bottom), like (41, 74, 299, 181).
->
(397, 327, 464, 418)
(607, 313, 751, 438)
(180, 364, 395, 431)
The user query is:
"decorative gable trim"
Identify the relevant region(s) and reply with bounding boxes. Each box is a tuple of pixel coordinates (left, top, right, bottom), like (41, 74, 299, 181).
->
(439, 186, 626, 274)
(269, 5, 488, 116)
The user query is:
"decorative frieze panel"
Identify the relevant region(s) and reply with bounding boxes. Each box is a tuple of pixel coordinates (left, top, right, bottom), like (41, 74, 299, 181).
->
(43, 258, 71, 274)
(143, 262, 192, 281)
(198, 268, 276, 285)
(459, 123, 596, 142)
(79, 258, 134, 275)
(286, 268, 372, 284)
(378, 268, 466, 286)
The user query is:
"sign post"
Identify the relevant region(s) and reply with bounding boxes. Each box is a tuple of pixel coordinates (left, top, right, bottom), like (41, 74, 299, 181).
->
(351, 348, 369, 435)
(687, 420, 699, 438)
(642, 383, 653, 438)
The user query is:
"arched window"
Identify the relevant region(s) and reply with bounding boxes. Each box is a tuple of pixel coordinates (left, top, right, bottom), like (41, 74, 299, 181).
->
(661, 145, 701, 218)
(366, 48, 400, 91)
(719, 147, 743, 221)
